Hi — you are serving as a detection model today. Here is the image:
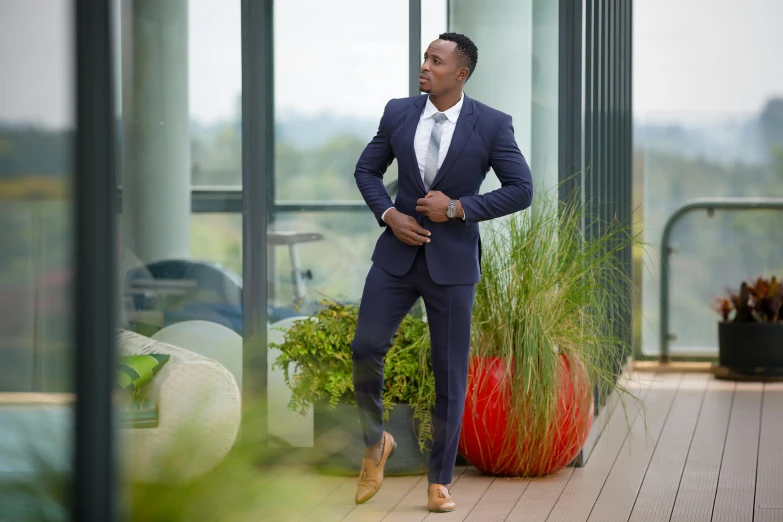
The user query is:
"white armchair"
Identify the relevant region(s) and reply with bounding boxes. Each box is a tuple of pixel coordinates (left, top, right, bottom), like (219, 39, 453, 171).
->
(117, 329, 241, 484)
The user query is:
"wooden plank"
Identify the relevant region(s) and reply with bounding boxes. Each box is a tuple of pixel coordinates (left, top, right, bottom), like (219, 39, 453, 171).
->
(756, 509, 783, 522)
(422, 468, 492, 521)
(382, 467, 467, 522)
(543, 372, 657, 522)
(580, 374, 625, 465)
(312, 476, 365, 521)
(627, 373, 709, 522)
(712, 381, 763, 522)
(668, 378, 735, 522)
(755, 383, 783, 522)
(345, 476, 424, 522)
(259, 471, 348, 521)
(584, 373, 682, 522)
(503, 467, 573, 522)
(463, 476, 530, 522)
(0, 393, 74, 405)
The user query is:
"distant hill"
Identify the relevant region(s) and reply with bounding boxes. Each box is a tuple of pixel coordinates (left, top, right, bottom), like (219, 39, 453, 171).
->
(275, 112, 377, 149)
(633, 115, 770, 166)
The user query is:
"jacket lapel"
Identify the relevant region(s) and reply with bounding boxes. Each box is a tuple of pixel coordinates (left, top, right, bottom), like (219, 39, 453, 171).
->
(403, 96, 427, 194)
(429, 95, 477, 190)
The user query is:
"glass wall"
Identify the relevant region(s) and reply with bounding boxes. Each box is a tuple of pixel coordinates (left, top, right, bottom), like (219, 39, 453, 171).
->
(634, 0, 783, 357)
(269, 0, 408, 314)
(0, 0, 75, 518)
(114, 0, 249, 516)
(117, 0, 244, 344)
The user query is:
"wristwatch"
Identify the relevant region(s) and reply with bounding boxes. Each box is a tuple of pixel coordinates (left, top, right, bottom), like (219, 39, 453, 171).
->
(446, 199, 458, 219)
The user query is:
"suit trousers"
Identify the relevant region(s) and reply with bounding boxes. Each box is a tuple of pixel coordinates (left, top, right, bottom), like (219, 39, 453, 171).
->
(351, 246, 476, 485)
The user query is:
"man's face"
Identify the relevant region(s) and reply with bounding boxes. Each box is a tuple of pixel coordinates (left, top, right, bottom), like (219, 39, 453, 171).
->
(419, 39, 468, 96)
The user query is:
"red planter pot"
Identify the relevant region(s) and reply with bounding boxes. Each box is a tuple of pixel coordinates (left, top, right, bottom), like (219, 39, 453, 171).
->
(458, 354, 594, 477)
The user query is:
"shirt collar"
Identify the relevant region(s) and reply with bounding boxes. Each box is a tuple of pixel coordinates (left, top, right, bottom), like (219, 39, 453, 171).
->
(422, 92, 464, 123)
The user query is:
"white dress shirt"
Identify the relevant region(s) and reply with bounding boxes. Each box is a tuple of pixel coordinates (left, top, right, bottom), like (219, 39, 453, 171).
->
(382, 93, 466, 222)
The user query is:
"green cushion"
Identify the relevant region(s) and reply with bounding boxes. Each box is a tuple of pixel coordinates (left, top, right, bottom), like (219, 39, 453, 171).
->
(117, 354, 170, 393)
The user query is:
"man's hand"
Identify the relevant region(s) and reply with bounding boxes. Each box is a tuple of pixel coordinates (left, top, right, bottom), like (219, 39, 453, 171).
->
(416, 191, 451, 223)
(385, 209, 431, 246)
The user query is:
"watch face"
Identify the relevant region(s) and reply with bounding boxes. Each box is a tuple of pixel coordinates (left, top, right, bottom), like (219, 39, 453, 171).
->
(447, 201, 457, 218)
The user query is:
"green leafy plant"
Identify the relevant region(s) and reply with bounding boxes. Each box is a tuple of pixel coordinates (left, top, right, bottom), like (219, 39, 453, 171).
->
(714, 276, 783, 323)
(271, 300, 435, 448)
(469, 183, 639, 472)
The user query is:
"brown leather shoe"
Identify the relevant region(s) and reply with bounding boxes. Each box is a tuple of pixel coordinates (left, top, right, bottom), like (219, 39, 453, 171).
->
(354, 432, 396, 504)
(428, 483, 456, 513)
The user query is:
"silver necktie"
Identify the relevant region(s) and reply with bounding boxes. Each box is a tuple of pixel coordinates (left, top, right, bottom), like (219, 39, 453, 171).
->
(423, 112, 448, 190)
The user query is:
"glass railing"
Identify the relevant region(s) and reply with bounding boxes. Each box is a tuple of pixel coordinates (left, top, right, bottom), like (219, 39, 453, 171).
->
(658, 200, 783, 360)
(636, 108, 783, 358)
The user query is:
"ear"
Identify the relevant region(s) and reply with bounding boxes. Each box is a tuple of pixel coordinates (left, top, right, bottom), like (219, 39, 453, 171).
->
(457, 66, 469, 82)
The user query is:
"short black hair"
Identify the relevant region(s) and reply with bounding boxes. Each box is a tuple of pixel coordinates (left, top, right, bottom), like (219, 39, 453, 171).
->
(438, 32, 478, 79)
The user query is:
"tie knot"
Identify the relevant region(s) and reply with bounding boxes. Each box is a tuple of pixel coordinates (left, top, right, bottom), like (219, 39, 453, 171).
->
(432, 112, 447, 124)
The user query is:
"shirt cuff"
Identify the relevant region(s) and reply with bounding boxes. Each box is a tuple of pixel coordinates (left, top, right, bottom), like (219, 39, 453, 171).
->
(381, 207, 395, 223)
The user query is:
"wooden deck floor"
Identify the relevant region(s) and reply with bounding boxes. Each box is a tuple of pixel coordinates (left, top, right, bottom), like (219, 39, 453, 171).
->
(283, 372, 783, 522)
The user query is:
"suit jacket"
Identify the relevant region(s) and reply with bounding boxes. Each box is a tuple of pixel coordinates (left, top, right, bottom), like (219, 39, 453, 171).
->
(354, 94, 533, 286)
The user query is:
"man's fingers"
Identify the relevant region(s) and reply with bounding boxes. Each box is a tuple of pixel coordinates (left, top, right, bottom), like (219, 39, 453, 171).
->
(406, 229, 430, 243)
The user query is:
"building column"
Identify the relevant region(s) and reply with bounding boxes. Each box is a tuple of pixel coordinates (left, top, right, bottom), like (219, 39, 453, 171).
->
(121, 0, 190, 263)
(450, 0, 559, 194)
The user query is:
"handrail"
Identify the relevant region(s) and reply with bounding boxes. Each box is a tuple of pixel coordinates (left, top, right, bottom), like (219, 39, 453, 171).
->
(659, 197, 783, 362)
(116, 186, 375, 213)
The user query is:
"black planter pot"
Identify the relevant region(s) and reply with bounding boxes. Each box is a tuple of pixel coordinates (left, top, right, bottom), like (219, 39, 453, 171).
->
(718, 322, 783, 377)
(313, 402, 429, 476)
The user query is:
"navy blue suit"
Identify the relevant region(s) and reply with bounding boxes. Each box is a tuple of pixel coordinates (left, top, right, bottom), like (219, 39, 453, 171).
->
(351, 93, 533, 484)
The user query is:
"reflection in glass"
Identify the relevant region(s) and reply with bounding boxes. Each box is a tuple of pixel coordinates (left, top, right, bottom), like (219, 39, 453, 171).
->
(0, 1, 75, 518)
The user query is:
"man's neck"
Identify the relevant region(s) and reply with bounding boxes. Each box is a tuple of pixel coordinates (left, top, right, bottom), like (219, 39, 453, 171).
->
(428, 91, 463, 113)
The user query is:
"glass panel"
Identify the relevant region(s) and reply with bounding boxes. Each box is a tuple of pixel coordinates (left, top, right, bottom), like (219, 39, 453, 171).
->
(422, 0, 449, 54)
(449, 0, 559, 196)
(634, 0, 783, 357)
(114, 1, 250, 518)
(269, 210, 379, 317)
(0, 0, 75, 517)
(123, 212, 243, 338)
(273, 0, 408, 202)
(189, 1, 242, 186)
(667, 210, 783, 357)
(267, 1, 409, 464)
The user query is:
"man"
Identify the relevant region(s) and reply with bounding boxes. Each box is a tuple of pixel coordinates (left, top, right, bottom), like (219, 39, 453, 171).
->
(351, 32, 533, 513)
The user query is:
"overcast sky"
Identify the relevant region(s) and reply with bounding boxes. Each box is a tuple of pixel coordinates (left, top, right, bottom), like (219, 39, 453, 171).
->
(1, 0, 782, 129)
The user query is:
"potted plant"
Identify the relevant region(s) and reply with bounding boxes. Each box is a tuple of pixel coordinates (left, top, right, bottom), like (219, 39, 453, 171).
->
(271, 300, 435, 475)
(713, 276, 783, 377)
(459, 185, 637, 477)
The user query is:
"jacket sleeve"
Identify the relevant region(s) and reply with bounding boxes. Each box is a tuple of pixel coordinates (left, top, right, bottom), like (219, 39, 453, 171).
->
(354, 100, 397, 227)
(459, 114, 534, 223)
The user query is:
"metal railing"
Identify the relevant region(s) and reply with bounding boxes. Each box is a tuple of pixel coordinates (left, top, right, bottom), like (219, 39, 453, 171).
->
(659, 197, 783, 362)
(118, 186, 377, 214)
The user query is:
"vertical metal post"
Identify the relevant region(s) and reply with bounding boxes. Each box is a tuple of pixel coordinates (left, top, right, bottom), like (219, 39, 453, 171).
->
(409, 0, 422, 97)
(241, 0, 271, 437)
(559, 0, 583, 203)
(73, 0, 117, 520)
(584, 0, 594, 227)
